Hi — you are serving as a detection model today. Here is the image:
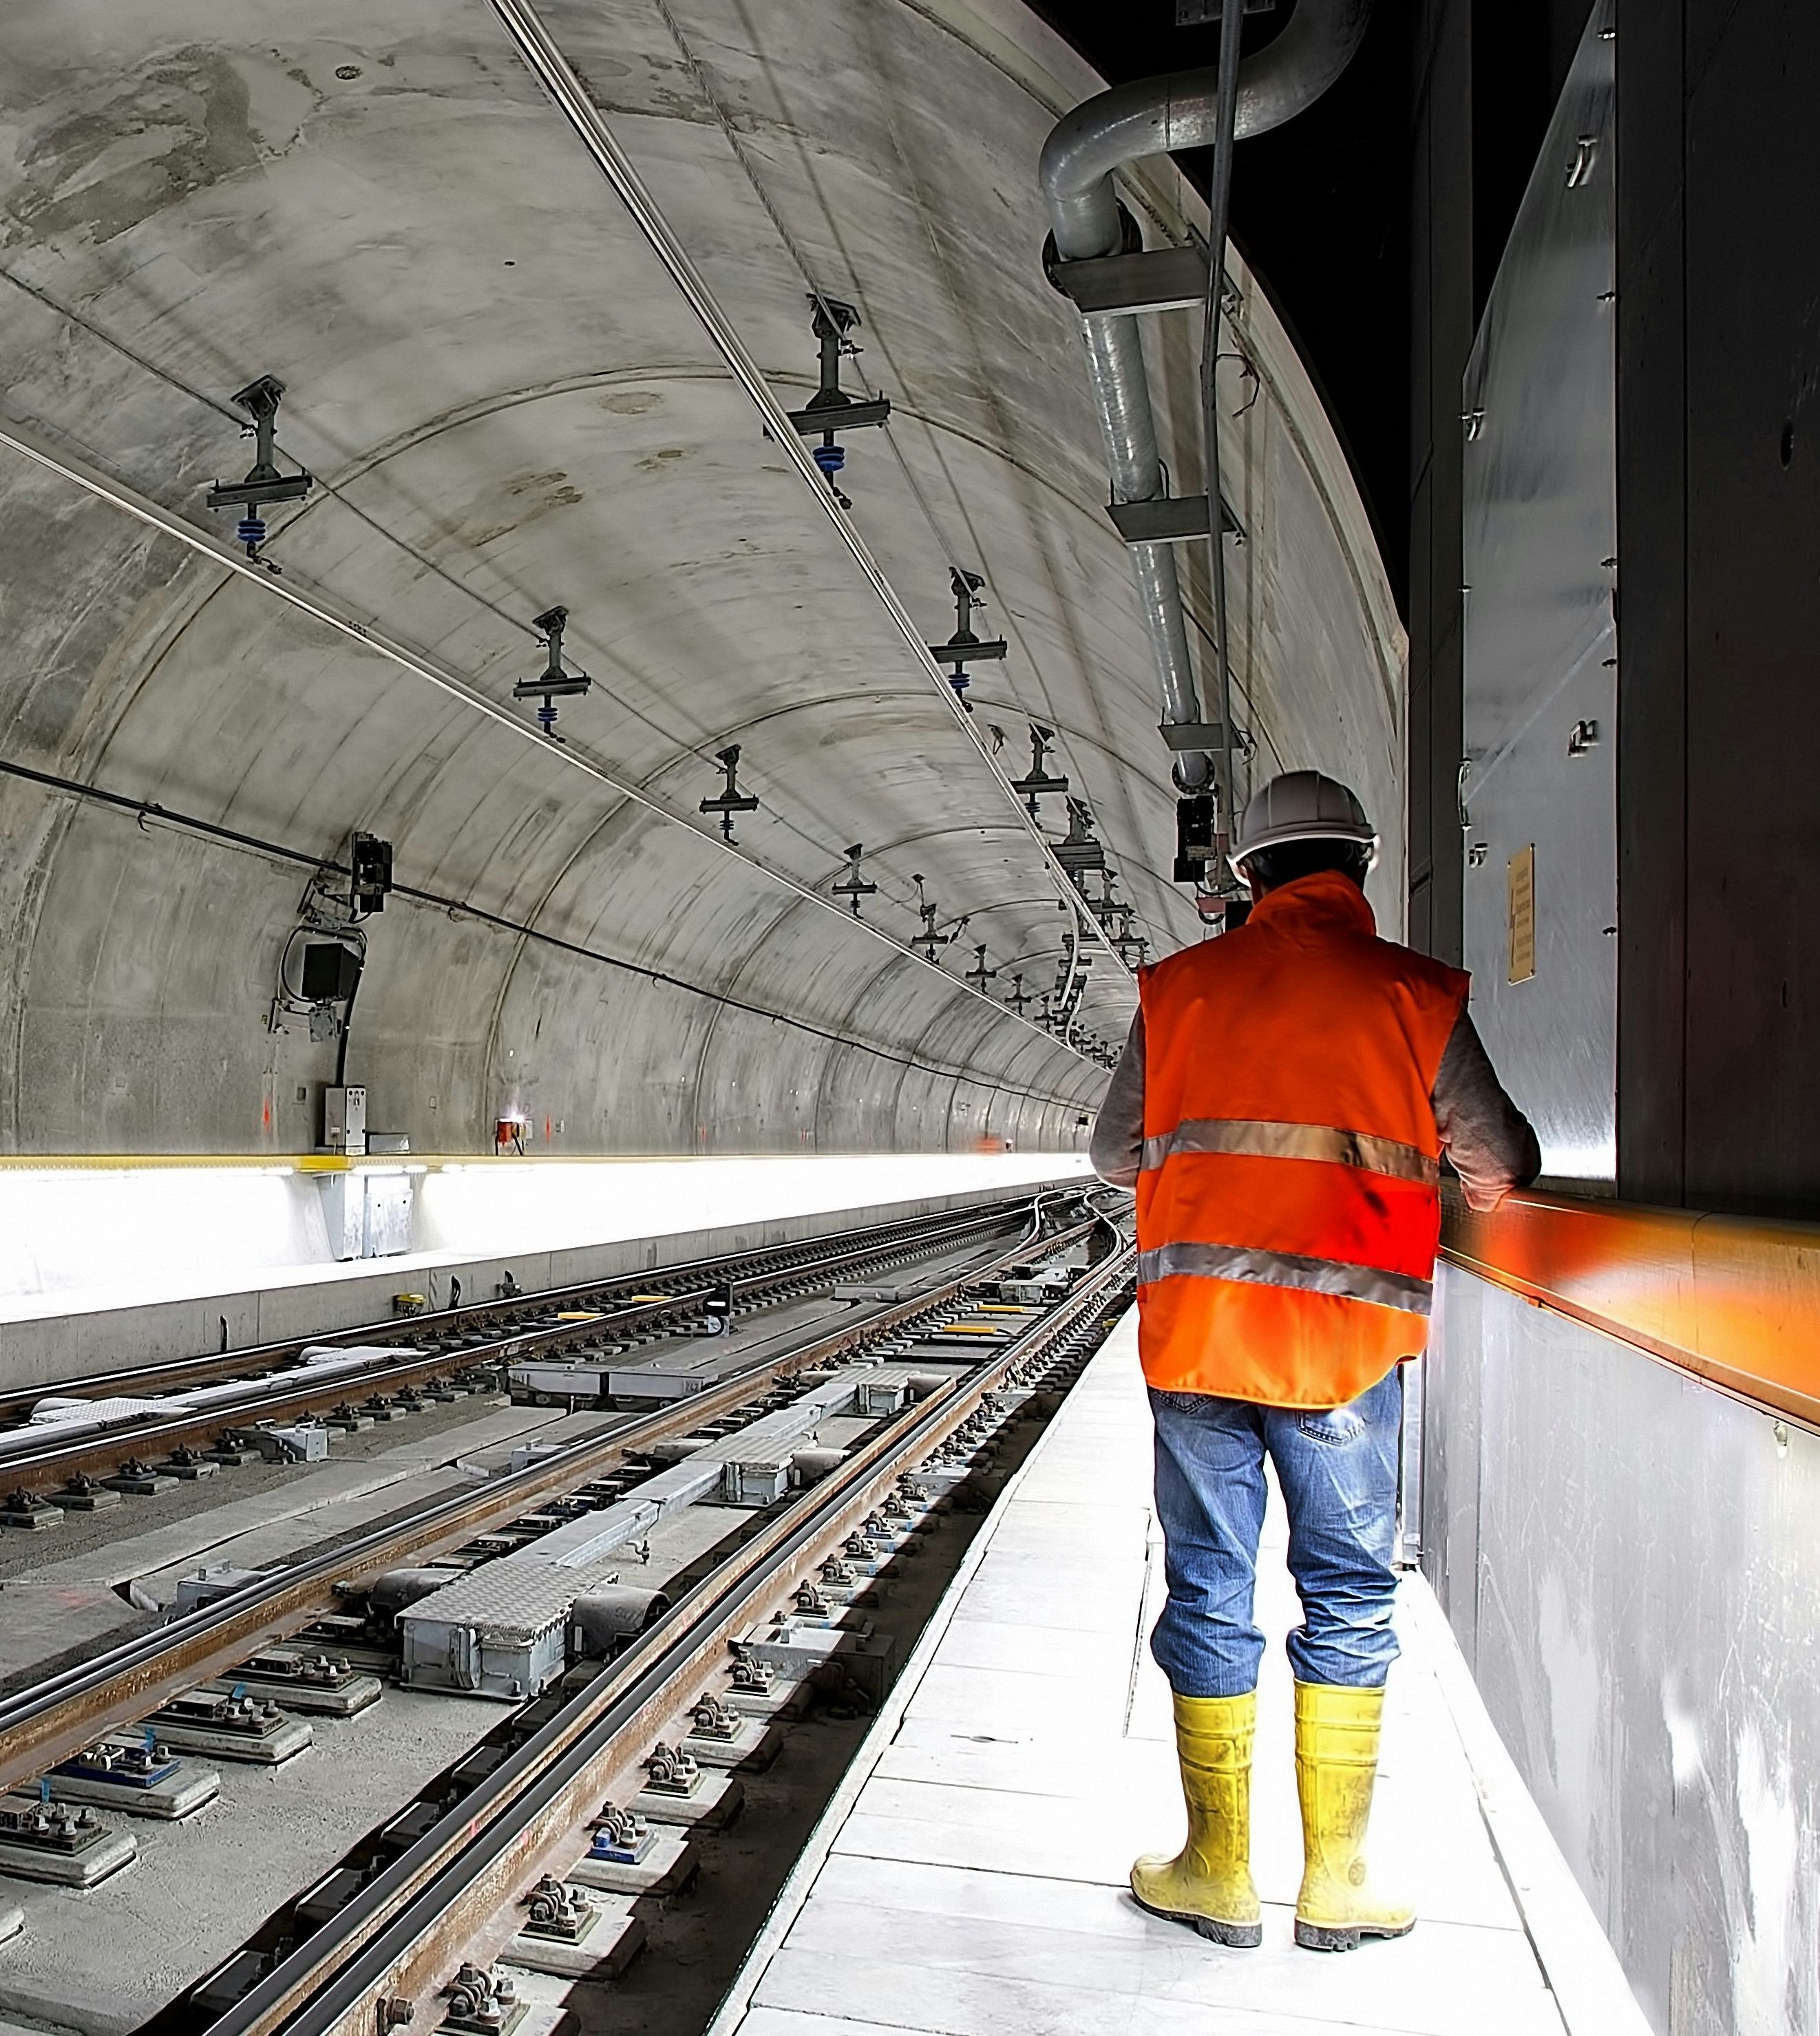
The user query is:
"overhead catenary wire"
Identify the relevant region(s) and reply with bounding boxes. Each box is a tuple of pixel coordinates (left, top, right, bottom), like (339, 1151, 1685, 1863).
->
(487, 0, 1132, 999)
(0, 402, 1079, 1064)
(646, 0, 1160, 961)
(0, 753, 1097, 1112)
(0, 262, 904, 900)
(0, 36, 1128, 1040)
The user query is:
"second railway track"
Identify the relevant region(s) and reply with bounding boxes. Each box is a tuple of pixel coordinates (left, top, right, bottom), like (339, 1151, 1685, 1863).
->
(0, 1196, 1054, 1500)
(0, 1186, 1134, 2036)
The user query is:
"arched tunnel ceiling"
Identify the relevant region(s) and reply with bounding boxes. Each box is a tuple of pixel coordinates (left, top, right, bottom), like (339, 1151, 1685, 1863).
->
(0, 0, 1403, 1156)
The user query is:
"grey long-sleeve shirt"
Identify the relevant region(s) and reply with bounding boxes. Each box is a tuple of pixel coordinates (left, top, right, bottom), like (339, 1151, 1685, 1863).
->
(1088, 1007, 1541, 1212)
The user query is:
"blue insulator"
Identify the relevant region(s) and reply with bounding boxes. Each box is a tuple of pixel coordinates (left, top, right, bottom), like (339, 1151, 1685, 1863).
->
(536, 699, 559, 736)
(949, 668, 972, 709)
(237, 514, 266, 553)
(813, 441, 846, 481)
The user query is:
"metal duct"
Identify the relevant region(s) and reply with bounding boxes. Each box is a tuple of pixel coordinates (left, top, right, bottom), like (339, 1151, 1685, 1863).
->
(1039, 0, 1373, 795)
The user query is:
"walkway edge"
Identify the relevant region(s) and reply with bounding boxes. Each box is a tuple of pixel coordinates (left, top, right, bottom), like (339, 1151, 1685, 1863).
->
(1402, 1577, 1653, 2036)
(700, 1306, 1121, 2036)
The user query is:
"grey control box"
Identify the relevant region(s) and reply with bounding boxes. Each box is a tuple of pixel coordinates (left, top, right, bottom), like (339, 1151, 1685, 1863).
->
(323, 1084, 367, 1156)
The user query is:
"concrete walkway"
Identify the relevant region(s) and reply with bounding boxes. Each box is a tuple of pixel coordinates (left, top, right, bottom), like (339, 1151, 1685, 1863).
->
(712, 1313, 1633, 2036)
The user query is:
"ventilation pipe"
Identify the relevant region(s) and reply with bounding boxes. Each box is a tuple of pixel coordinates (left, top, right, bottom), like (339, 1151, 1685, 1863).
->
(1039, 1, 1372, 798)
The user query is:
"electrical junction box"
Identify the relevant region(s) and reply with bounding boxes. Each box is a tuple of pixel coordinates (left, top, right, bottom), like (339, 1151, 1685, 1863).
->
(323, 1085, 366, 1155)
(721, 1459, 791, 1507)
(316, 1166, 416, 1262)
(262, 1423, 331, 1463)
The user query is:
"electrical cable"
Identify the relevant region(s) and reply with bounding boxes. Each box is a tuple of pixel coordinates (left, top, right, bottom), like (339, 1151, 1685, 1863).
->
(647, 0, 1138, 929)
(0, 754, 1095, 1111)
(0, 37, 1130, 1043)
(0, 402, 1077, 1067)
(0, 262, 889, 897)
(625, 0, 1132, 1013)
(334, 949, 365, 1088)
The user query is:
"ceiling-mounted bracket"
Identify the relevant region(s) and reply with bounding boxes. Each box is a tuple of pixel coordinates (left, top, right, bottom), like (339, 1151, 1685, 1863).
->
(512, 605, 592, 739)
(785, 296, 891, 507)
(1107, 494, 1246, 547)
(204, 375, 314, 564)
(926, 568, 1006, 713)
(1055, 798, 1108, 876)
(699, 744, 761, 842)
(831, 843, 879, 917)
(1048, 244, 1210, 319)
(1175, 0, 1279, 28)
(1009, 723, 1069, 820)
(1161, 720, 1227, 752)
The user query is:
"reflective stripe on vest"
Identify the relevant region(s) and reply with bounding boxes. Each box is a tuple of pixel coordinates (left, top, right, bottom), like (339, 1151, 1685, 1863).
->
(1138, 1116, 1441, 1187)
(1135, 1239, 1434, 1316)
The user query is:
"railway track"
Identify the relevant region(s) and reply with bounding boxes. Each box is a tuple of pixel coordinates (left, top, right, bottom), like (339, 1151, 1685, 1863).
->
(185, 1231, 1136, 2036)
(0, 1194, 1052, 1501)
(0, 1194, 1096, 1790)
(0, 1191, 1132, 2036)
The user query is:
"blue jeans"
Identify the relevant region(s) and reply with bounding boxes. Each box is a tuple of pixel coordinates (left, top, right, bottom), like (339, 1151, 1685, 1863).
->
(1147, 1370, 1404, 1696)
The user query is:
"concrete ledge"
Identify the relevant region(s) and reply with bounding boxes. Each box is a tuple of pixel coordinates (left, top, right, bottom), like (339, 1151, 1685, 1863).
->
(0, 1156, 1090, 1391)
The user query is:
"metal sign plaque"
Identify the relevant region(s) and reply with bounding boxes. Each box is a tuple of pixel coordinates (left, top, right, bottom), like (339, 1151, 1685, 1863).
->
(1507, 845, 1536, 984)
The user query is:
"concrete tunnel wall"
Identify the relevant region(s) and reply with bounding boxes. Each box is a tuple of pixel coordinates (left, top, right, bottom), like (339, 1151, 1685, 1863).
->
(0, 0, 1402, 1158)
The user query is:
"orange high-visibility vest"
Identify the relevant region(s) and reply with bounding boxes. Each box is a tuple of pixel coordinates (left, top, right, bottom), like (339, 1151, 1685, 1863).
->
(1136, 870, 1468, 1407)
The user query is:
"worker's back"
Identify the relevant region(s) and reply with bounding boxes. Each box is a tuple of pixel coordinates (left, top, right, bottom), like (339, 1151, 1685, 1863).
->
(1136, 869, 1467, 1405)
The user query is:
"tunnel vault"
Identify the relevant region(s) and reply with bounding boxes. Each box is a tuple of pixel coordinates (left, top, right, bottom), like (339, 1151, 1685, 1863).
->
(0, 0, 1398, 1156)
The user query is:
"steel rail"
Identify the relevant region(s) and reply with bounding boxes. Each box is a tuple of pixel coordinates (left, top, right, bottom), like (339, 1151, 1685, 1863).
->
(209, 1241, 1136, 2036)
(0, 1194, 1027, 1421)
(0, 1207, 1103, 1792)
(482, 0, 1134, 1001)
(0, 1198, 1035, 1492)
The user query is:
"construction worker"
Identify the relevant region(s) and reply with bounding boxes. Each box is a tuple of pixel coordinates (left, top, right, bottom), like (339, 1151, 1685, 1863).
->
(1090, 770, 1538, 1953)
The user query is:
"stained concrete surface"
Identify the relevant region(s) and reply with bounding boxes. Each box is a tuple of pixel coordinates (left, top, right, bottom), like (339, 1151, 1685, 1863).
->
(0, 1684, 505, 2036)
(0, 1305, 1041, 2035)
(0, 1388, 588, 1687)
(0, 0, 1399, 1158)
(0, 1280, 880, 1684)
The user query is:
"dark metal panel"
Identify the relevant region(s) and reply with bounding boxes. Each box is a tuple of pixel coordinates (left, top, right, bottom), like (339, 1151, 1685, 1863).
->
(1679, 0, 1820, 1214)
(1459, 4, 1616, 1180)
(1406, 0, 1473, 966)
(1613, 0, 1688, 1206)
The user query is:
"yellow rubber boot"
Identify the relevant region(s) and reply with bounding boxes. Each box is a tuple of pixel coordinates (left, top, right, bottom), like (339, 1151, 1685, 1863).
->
(1130, 1690, 1262, 1947)
(1292, 1681, 1416, 1951)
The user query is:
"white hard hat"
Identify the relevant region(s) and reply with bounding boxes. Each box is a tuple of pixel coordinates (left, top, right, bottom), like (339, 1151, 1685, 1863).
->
(1231, 770, 1377, 874)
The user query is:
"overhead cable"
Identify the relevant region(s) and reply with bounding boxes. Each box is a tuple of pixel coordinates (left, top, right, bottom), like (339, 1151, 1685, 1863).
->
(0, 261, 907, 898)
(0, 403, 1073, 1060)
(646, 0, 1152, 954)
(0, 754, 1094, 1112)
(487, 0, 1132, 988)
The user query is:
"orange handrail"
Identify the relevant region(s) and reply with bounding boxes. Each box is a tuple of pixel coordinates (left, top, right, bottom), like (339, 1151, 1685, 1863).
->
(1441, 1187, 1820, 1428)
